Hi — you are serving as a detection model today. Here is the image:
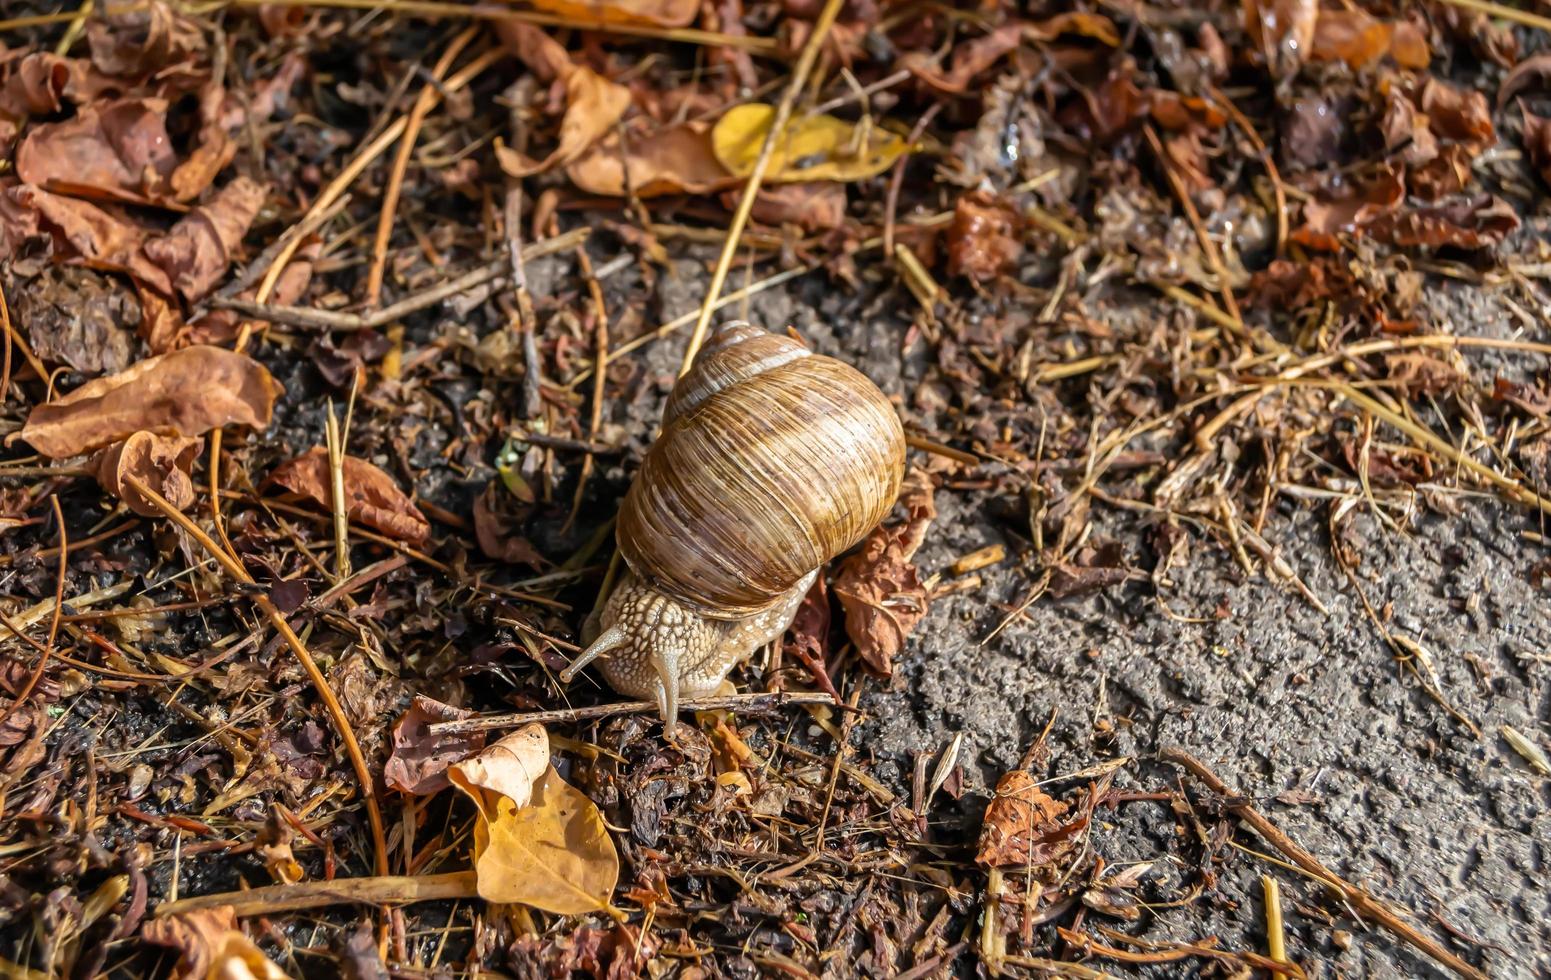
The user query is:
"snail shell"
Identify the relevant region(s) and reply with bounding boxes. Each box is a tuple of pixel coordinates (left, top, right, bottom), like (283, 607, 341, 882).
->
(561, 322, 905, 729)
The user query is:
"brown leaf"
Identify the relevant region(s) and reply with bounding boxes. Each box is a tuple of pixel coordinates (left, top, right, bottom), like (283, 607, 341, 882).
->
(448, 724, 550, 810)
(946, 191, 1023, 281)
(1522, 105, 1551, 189)
(1244, 0, 1317, 79)
(1494, 377, 1551, 418)
(140, 907, 286, 980)
(144, 177, 265, 301)
(494, 20, 576, 83)
(741, 182, 847, 232)
(1498, 51, 1551, 110)
(1380, 90, 1437, 165)
(21, 345, 282, 458)
(384, 695, 487, 796)
(976, 770, 1087, 868)
(1309, 10, 1429, 70)
(496, 68, 631, 178)
(782, 574, 839, 700)
(1282, 96, 1348, 168)
(268, 447, 430, 544)
(1365, 195, 1519, 249)
(1418, 78, 1494, 145)
(13, 265, 139, 375)
(472, 481, 547, 568)
(91, 431, 201, 516)
(1293, 167, 1405, 249)
(15, 99, 180, 206)
(831, 472, 935, 677)
(1048, 542, 1131, 599)
(6, 184, 173, 293)
(567, 123, 737, 197)
(87, 0, 206, 78)
(0, 52, 104, 117)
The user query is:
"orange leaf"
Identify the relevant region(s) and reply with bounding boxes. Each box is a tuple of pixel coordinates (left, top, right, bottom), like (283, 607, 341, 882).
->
(91, 431, 201, 516)
(567, 123, 737, 197)
(21, 345, 282, 458)
(268, 447, 430, 544)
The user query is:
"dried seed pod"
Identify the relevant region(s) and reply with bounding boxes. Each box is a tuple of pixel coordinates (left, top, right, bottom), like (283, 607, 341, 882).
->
(560, 322, 905, 730)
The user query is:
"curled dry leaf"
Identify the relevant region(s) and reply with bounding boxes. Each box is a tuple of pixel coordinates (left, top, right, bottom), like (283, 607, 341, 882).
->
(87, 0, 206, 78)
(1499, 52, 1551, 110)
(454, 763, 620, 915)
(140, 907, 287, 980)
(144, 177, 266, 301)
(384, 695, 487, 795)
(831, 470, 935, 678)
(521, 0, 697, 28)
(16, 99, 180, 205)
(1309, 10, 1429, 70)
(268, 448, 431, 544)
(907, 15, 1119, 94)
(712, 104, 910, 183)
(1521, 106, 1551, 189)
(7, 184, 173, 293)
(1243, 0, 1317, 79)
(91, 431, 201, 516)
(946, 191, 1023, 281)
(21, 345, 282, 458)
(975, 770, 1088, 868)
(496, 68, 632, 178)
(448, 723, 550, 811)
(567, 123, 736, 196)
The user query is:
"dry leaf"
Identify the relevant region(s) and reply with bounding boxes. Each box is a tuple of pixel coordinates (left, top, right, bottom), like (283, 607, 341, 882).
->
(741, 182, 847, 232)
(15, 99, 180, 206)
(385, 696, 487, 796)
(908, 15, 1119, 94)
(448, 723, 550, 811)
(8, 184, 174, 293)
(268, 447, 430, 544)
(141, 907, 287, 980)
(21, 345, 282, 458)
(497, 68, 631, 178)
(567, 122, 736, 196)
(87, 0, 206, 78)
(975, 770, 1087, 868)
(946, 191, 1023, 281)
(1309, 10, 1430, 70)
(455, 764, 620, 915)
(1243, 0, 1317, 79)
(1499, 51, 1551, 110)
(1522, 105, 1551, 189)
(521, 0, 697, 28)
(712, 104, 910, 183)
(831, 472, 935, 677)
(91, 431, 201, 516)
(13, 265, 139, 375)
(144, 177, 266, 301)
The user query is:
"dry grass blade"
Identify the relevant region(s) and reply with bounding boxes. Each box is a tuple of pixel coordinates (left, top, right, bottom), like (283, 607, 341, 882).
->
(0, 497, 66, 732)
(155, 871, 479, 918)
(121, 474, 390, 878)
(678, 0, 847, 373)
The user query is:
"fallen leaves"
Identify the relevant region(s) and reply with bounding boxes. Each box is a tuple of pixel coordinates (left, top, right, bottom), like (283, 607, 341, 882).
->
(92, 432, 202, 516)
(946, 192, 1023, 281)
(832, 471, 935, 677)
(20, 345, 282, 458)
(975, 770, 1089, 868)
(712, 104, 910, 183)
(267, 448, 430, 544)
(144, 177, 267, 301)
(385, 697, 487, 795)
(567, 123, 737, 196)
(140, 907, 286, 980)
(523, 0, 697, 28)
(448, 724, 550, 810)
(448, 725, 619, 915)
(495, 22, 632, 178)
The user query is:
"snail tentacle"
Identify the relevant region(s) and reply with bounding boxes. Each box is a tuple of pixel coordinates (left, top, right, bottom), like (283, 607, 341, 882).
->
(561, 624, 627, 683)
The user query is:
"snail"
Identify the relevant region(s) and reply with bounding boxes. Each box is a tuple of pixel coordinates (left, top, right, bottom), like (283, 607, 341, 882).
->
(560, 321, 905, 731)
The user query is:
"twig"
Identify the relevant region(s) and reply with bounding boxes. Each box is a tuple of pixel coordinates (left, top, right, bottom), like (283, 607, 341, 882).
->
(426, 691, 842, 735)
(513, 430, 623, 456)
(212, 228, 589, 330)
(155, 871, 478, 918)
(1159, 747, 1490, 980)
(122, 475, 390, 879)
(678, 0, 847, 373)
(565, 247, 611, 534)
(0, 275, 48, 391)
(504, 190, 544, 421)
(0, 497, 66, 732)
(1264, 876, 1288, 965)
(365, 26, 478, 307)
(325, 401, 351, 582)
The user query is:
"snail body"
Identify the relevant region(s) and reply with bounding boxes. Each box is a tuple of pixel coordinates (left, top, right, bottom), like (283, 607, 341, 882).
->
(561, 322, 905, 728)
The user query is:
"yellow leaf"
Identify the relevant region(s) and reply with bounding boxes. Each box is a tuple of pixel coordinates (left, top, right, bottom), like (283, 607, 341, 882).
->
(711, 104, 910, 183)
(447, 723, 549, 810)
(457, 764, 619, 915)
(523, 0, 698, 28)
